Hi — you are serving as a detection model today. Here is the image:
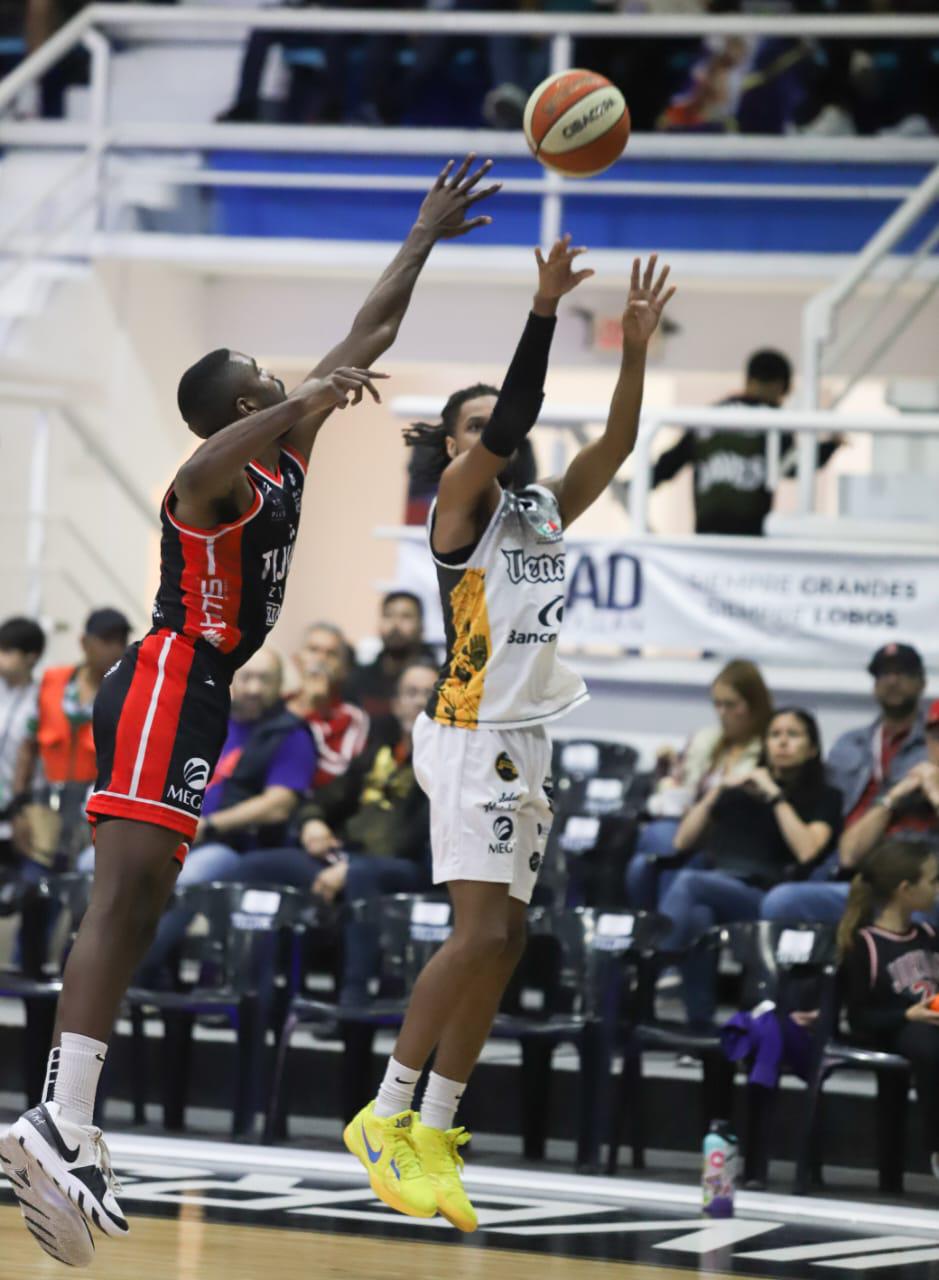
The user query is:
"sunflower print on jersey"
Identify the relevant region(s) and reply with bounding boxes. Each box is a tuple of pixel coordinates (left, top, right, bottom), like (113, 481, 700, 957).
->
(431, 569, 491, 729)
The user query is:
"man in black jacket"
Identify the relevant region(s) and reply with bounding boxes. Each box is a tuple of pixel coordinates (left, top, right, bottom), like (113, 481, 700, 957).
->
(650, 348, 842, 535)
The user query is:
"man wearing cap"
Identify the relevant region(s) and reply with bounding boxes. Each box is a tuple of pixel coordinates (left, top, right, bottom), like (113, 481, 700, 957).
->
(12, 608, 132, 867)
(762, 642, 930, 925)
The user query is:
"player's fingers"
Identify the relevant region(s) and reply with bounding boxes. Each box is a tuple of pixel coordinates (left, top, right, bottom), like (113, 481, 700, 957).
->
(449, 152, 475, 186)
(534, 246, 545, 268)
(630, 257, 641, 291)
(660, 284, 677, 309)
(652, 263, 671, 296)
(450, 216, 493, 236)
(341, 368, 389, 380)
(465, 182, 502, 206)
(642, 253, 658, 291)
(572, 269, 596, 284)
(435, 159, 454, 189)
(458, 157, 494, 193)
(569, 246, 589, 259)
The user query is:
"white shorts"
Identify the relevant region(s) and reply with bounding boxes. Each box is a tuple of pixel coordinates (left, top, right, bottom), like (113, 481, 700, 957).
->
(412, 715, 553, 905)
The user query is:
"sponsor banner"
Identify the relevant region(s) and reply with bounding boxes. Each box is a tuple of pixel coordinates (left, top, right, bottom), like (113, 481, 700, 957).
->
(395, 534, 939, 667)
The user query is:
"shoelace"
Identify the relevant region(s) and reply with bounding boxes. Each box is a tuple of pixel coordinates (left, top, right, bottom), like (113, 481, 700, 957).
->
(445, 1127, 471, 1172)
(87, 1128, 123, 1196)
(386, 1117, 424, 1182)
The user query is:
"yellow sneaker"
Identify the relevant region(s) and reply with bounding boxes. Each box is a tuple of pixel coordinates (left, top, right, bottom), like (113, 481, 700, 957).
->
(413, 1120, 478, 1232)
(343, 1102, 437, 1219)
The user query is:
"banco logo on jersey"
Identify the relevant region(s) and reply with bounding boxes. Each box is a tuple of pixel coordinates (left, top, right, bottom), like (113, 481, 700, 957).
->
(183, 758, 211, 791)
(502, 548, 565, 586)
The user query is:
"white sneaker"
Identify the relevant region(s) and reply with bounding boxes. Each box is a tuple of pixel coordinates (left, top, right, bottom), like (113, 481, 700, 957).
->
(2, 1103, 129, 1241)
(800, 105, 856, 137)
(0, 1117, 95, 1267)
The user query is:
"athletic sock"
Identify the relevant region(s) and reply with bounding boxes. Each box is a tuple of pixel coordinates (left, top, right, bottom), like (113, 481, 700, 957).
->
(420, 1070, 465, 1132)
(374, 1056, 421, 1119)
(43, 1033, 108, 1129)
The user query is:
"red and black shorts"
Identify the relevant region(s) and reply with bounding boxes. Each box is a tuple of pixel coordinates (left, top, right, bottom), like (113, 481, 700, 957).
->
(86, 629, 230, 858)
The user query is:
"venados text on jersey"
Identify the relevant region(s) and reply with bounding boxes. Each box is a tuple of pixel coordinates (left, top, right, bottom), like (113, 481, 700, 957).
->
(502, 548, 565, 585)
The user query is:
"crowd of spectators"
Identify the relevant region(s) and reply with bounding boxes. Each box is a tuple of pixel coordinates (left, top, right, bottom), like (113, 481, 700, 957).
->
(1, 596, 938, 1173)
(8, 1, 937, 137)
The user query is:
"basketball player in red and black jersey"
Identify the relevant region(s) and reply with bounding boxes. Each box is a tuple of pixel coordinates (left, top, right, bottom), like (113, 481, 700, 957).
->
(0, 155, 499, 1269)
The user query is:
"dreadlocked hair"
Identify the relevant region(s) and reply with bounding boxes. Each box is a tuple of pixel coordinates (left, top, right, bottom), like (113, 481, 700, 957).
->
(403, 383, 499, 487)
(836, 839, 934, 961)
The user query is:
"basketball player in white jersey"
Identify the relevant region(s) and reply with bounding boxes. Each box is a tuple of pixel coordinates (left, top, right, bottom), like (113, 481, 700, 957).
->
(344, 241, 675, 1230)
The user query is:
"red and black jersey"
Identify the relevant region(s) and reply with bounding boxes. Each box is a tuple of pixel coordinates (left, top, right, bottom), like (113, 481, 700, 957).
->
(151, 446, 307, 674)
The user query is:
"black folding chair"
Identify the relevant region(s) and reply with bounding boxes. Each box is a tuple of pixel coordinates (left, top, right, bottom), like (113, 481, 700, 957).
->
(548, 811, 639, 908)
(494, 906, 669, 1170)
(609, 920, 837, 1179)
(0, 873, 92, 1109)
(126, 881, 306, 1137)
(794, 977, 913, 1195)
(551, 738, 642, 818)
(264, 892, 452, 1143)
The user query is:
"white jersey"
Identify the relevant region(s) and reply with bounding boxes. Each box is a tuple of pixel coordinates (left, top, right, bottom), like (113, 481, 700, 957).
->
(425, 483, 588, 731)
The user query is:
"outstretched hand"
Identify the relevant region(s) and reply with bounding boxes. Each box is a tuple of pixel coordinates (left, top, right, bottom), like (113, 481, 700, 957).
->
(302, 367, 388, 412)
(415, 153, 501, 240)
(622, 254, 676, 349)
(534, 233, 594, 301)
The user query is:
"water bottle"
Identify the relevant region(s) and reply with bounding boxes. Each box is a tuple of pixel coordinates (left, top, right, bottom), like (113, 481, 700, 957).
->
(702, 1120, 738, 1218)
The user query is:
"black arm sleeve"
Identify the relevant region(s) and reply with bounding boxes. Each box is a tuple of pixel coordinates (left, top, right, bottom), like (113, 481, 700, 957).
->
(480, 311, 557, 458)
(651, 431, 696, 488)
(780, 433, 841, 478)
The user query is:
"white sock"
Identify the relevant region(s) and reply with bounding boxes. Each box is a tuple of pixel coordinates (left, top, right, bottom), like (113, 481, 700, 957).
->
(420, 1070, 466, 1132)
(43, 1033, 108, 1128)
(374, 1056, 421, 1119)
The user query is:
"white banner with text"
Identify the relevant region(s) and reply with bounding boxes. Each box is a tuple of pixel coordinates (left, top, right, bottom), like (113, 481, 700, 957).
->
(392, 531, 939, 667)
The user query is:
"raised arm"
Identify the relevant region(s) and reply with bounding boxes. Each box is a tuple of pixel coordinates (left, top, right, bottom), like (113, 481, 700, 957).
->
(285, 154, 500, 462)
(174, 368, 385, 524)
(549, 255, 675, 528)
(433, 235, 592, 553)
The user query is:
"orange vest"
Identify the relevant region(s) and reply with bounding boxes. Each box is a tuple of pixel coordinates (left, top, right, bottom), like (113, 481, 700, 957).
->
(35, 666, 97, 785)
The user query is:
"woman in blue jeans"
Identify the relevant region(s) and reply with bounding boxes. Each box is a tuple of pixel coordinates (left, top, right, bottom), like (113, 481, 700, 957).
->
(659, 707, 843, 1026)
(627, 659, 771, 910)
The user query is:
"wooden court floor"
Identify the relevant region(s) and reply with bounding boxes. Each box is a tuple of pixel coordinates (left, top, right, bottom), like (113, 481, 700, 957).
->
(0, 1206, 746, 1280)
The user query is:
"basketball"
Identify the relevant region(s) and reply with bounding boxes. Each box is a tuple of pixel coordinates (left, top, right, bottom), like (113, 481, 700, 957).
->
(523, 69, 631, 178)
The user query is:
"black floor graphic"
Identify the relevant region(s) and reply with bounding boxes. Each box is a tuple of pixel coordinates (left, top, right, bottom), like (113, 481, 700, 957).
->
(4, 1157, 937, 1276)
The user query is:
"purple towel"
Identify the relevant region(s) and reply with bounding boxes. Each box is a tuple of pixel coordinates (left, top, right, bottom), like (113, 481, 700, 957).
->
(720, 1008, 813, 1088)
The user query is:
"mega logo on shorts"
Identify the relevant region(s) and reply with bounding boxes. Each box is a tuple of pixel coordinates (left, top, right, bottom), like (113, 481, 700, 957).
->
(166, 756, 211, 812)
(489, 814, 515, 855)
(495, 751, 519, 782)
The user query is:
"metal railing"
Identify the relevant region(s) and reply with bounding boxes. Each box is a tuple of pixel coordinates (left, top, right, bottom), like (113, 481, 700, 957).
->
(390, 396, 939, 533)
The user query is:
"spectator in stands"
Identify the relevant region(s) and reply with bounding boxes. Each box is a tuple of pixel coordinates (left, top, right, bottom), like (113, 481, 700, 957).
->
(649, 348, 842, 536)
(839, 840, 939, 1177)
(288, 622, 369, 789)
(206, 658, 437, 1005)
(627, 658, 772, 909)
(0, 617, 45, 868)
(124, 647, 316, 982)
(763, 643, 930, 925)
(14, 608, 129, 866)
(347, 590, 437, 720)
(660, 707, 843, 1026)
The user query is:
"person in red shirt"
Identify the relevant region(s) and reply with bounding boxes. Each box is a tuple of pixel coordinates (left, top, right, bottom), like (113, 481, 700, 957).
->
(288, 622, 369, 790)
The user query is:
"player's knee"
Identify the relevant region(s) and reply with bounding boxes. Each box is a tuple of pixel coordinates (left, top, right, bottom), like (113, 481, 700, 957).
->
(761, 885, 802, 921)
(451, 919, 512, 966)
(91, 866, 172, 939)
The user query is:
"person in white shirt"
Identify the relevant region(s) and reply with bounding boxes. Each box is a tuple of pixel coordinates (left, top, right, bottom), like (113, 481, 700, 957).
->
(0, 617, 45, 862)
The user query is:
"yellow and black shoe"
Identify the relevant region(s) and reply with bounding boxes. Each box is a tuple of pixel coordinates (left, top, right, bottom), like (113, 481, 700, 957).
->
(412, 1120, 478, 1232)
(343, 1101, 437, 1219)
